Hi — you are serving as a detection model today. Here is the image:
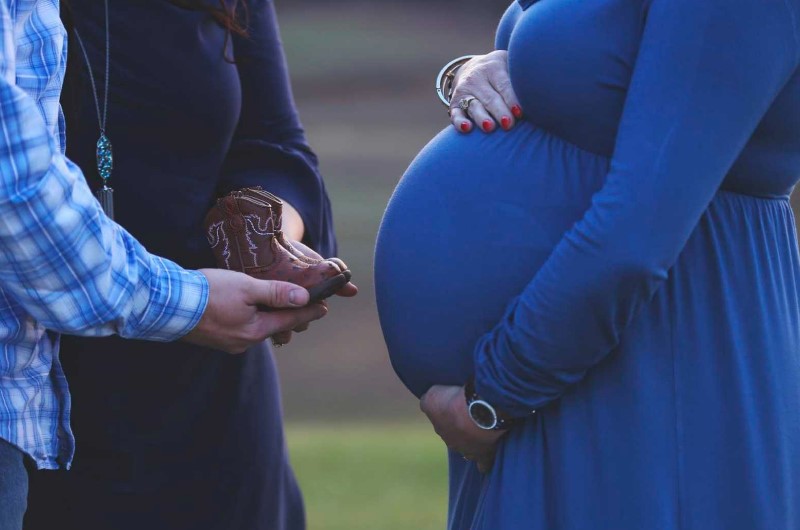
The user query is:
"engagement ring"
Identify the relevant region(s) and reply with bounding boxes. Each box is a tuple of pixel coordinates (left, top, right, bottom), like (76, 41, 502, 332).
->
(458, 96, 477, 112)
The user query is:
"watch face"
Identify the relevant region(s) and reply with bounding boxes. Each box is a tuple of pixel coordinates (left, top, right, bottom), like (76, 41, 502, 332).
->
(468, 400, 498, 430)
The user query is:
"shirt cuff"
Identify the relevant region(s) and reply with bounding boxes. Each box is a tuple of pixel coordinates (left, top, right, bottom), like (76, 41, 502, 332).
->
(124, 257, 209, 342)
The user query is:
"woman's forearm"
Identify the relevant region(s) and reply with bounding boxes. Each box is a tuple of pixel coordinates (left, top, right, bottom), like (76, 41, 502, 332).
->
(281, 199, 305, 241)
(473, 0, 799, 417)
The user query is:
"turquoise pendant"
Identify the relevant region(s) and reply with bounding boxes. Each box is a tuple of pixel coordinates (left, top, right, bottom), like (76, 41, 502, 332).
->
(95, 133, 115, 220)
(96, 132, 113, 181)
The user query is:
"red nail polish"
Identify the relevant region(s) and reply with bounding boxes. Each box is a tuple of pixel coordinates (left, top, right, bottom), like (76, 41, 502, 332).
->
(482, 120, 494, 132)
(512, 105, 523, 119)
(501, 116, 512, 130)
(460, 121, 471, 133)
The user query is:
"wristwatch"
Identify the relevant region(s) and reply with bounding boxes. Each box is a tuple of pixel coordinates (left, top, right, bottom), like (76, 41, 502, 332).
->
(464, 379, 525, 431)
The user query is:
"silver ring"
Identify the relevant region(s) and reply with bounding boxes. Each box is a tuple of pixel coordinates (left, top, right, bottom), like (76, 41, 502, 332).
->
(458, 96, 477, 112)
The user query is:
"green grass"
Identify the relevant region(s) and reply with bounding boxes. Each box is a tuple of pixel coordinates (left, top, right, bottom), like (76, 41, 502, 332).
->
(286, 422, 448, 530)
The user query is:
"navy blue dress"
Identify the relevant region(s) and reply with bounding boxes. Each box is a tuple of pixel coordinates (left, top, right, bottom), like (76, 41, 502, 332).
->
(377, 0, 800, 528)
(24, 1, 334, 529)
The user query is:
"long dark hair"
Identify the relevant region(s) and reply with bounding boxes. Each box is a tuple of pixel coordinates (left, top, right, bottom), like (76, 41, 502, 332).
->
(167, 0, 248, 36)
(60, 1, 248, 41)
(166, 0, 249, 61)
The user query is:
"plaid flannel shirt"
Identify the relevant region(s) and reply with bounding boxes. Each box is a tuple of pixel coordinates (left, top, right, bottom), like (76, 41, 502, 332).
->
(0, 0, 209, 470)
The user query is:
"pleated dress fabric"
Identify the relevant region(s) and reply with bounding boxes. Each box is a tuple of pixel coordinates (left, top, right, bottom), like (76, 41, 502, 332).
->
(376, 0, 800, 528)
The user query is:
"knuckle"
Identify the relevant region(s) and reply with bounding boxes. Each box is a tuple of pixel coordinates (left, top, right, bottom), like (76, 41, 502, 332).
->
(248, 321, 272, 343)
(277, 310, 297, 324)
(473, 55, 490, 67)
(267, 320, 290, 337)
(285, 320, 304, 335)
(285, 315, 305, 332)
(313, 304, 329, 320)
(245, 326, 263, 342)
(482, 94, 504, 111)
(264, 283, 283, 305)
(468, 82, 491, 99)
(493, 77, 513, 94)
(459, 72, 480, 89)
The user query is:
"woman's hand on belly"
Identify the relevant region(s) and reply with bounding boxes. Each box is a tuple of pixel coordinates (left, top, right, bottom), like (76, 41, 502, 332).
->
(421, 385, 505, 473)
(449, 51, 522, 134)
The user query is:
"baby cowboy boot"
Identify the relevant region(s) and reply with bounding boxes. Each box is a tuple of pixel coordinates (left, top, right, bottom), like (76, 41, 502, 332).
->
(204, 192, 348, 302)
(240, 187, 352, 281)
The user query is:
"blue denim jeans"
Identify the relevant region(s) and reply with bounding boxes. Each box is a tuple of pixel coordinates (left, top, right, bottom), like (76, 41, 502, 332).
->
(0, 438, 28, 530)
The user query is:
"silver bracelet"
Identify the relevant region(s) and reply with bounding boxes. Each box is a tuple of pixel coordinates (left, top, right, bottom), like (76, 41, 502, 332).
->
(436, 55, 478, 108)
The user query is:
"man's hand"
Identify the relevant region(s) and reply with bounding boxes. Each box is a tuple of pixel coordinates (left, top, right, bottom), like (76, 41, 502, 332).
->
(183, 268, 328, 354)
(449, 50, 522, 134)
(420, 385, 505, 474)
(268, 240, 358, 347)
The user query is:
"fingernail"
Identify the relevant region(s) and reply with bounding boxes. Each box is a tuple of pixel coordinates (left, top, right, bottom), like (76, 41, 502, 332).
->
(482, 120, 494, 132)
(501, 116, 511, 130)
(288, 289, 306, 307)
(511, 105, 523, 119)
(460, 121, 471, 133)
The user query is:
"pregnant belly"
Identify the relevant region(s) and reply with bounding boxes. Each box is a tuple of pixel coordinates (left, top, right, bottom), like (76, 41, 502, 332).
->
(375, 124, 609, 397)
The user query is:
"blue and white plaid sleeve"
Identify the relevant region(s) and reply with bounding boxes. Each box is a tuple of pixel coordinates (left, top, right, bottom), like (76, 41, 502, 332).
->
(0, 7, 208, 342)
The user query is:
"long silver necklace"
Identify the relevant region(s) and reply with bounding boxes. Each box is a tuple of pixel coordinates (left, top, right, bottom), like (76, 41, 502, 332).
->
(72, 0, 114, 219)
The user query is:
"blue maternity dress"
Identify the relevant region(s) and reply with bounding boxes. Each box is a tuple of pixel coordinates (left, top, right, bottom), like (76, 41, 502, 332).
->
(23, 1, 334, 529)
(375, 0, 800, 528)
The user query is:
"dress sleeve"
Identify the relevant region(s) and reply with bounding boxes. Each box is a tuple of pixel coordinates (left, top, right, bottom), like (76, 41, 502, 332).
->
(0, 5, 208, 341)
(474, 0, 800, 416)
(219, 0, 337, 256)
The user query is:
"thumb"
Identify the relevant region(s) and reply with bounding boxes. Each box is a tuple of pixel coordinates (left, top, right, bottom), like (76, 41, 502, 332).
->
(249, 279, 309, 309)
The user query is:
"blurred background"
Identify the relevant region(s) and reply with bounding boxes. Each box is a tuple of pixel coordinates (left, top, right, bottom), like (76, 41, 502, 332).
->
(274, 2, 800, 529)
(272, 2, 506, 529)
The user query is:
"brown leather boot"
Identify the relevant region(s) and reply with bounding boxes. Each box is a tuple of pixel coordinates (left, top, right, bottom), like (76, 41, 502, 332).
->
(240, 187, 352, 281)
(204, 193, 348, 302)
